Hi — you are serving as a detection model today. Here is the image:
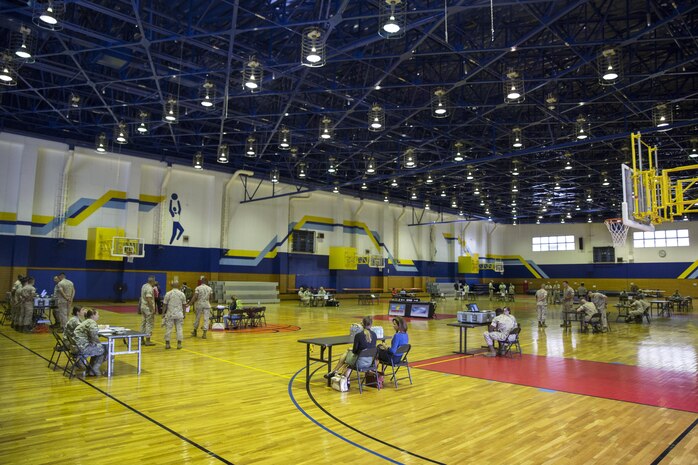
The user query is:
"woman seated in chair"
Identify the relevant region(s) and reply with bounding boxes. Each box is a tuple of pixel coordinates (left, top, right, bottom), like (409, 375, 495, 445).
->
(378, 316, 408, 365)
(73, 309, 105, 376)
(325, 316, 377, 379)
(64, 306, 86, 341)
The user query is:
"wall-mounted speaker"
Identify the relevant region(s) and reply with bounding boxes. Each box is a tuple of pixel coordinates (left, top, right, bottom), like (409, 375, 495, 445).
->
(578, 237, 584, 250)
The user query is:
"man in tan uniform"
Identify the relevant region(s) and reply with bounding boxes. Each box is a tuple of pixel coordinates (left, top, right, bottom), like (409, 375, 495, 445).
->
(535, 283, 548, 327)
(560, 281, 575, 327)
(627, 295, 650, 323)
(18, 276, 37, 332)
(587, 291, 608, 331)
(163, 281, 187, 349)
(576, 298, 598, 332)
(483, 308, 517, 357)
(55, 272, 75, 329)
(10, 275, 23, 330)
(189, 277, 212, 339)
(140, 276, 156, 346)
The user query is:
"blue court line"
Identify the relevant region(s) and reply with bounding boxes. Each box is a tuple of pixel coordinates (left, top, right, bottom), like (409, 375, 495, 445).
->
(287, 365, 404, 464)
(539, 388, 557, 393)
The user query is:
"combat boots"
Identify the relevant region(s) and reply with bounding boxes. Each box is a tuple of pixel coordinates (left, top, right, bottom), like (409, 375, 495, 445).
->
(165, 341, 171, 349)
(177, 341, 182, 350)
(191, 329, 197, 337)
(144, 337, 155, 346)
(202, 330, 207, 339)
(484, 347, 497, 357)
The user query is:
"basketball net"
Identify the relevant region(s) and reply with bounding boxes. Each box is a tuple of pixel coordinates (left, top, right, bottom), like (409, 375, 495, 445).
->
(605, 218, 630, 247)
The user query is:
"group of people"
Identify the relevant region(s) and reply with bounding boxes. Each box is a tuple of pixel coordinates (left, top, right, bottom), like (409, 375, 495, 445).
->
(298, 286, 327, 305)
(8, 273, 74, 333)
(487, 282, 516, 300)
(534, 281, 610, 331)
(325, 315, 409, 380)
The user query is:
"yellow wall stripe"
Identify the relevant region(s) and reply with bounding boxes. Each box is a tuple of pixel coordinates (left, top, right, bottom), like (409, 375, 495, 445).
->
(67, 190, 127, 226)
(678, 259, 698, 279)
(139, 194, 166, 204)
(31, 214, 54, 224)
(485, 254, 542, 279)
(225, 249, 278, 259)
(0, 212, 17, 221)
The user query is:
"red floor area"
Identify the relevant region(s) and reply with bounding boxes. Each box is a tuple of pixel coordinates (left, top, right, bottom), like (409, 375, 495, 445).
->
(414, 354, 698, 413)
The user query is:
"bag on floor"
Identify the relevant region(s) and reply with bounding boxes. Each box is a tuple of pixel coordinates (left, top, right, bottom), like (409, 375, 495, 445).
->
(364, 370, 384, 389)
(331, 374, 349, 392)
(211, 322, 225, 330)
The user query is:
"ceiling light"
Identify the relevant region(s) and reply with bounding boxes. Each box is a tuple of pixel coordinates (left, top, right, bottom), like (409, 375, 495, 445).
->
(163, 96, 179, 123)
(390, 178, 398, 187)
(95, 132, 107, 153)
(384, 194, 389, 202)
(512, 166, 519, 176)
(554, 182, 561, 190)
(245, 135, 257, 158)
(504, 68, 524, 103)
(319, 116, 333, 140)
(217, 144, 229, 164)
(561, 218, 565, 224)
(278, 126, 291, 149)
(458, 210, 464, 216)
(466, 171, 474, 180)
(193, 151, 204, 170)
(270, 168, 280, 183)
(33, 0, 64, 30)
(379, 0, 405, 39)
(114, 121, 128, 144)
(301, 27, 326, 67)
(566, 212, 571, 218)
(453, 141, 465, 162)
(136, 111, 149, 134)
(602, 175, 609, 186)
(451, 198, 458, 208)
(689, 139, 698, 158)
(598, 48, 620, 85)
(564, 160, 572, 170)
(200, 80, 215, 108)
(511, 184, 518, 193)
(12, 25, 36, 62)
(368, 103, 385, 131)
(425, 200, 431, 210)
(328, 157, 337, 173)
(586, 193, 593, 202)
(440, 190, 447, 197)
(536, 219, 540, 224)
(366, 156, 377, 174)
(242, 57, 263, 92)
(683, 215, 689, 221)
(431, 88, 451, 118)
(375, 84, 382, 90)
(575, 205, 581, 211)
(0, 54, 18, 86)
(473, 186, 480, 195)
(410, 190, 417, 200)
(653, 103, 672, 129)
(333, 185, 340, 194)
(545, 92, 557, 110)
(511, 127, 523, 148)
(587, 216, 592, 223)
(576, 115, 588, 139)
(361, 182, 368, 190)
(425, 174, 433, 184)
(403, 148, 417, 168)
(297, 162, 306, 178)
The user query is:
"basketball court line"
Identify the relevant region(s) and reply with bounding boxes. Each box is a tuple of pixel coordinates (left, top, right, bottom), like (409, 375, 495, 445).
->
(0, 331, 235, 465)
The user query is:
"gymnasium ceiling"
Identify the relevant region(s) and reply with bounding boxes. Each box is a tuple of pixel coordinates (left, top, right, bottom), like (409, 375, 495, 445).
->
(0, 0, 697, 224)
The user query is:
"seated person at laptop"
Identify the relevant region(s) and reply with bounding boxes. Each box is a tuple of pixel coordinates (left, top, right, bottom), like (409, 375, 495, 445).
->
(576, 298, 598, 332)
(325, 316, 377, 379)
(73, 309, 105, 376)
(483, 308, 517, 357)
(378, 317, 409, 365)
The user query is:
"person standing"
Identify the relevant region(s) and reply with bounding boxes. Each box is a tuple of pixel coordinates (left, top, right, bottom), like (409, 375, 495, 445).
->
(577, 282, 588, 298)
(553, 282, 561, 304)
(560, 281, 575, 327)
(18, 276, 36, 332)
(55, 272, 75, 329)
(189, 277, 213, 339)
(139, 276, 156, 346)
(545, 282, 553, 305)
(488, 281, 494, 301)
(73, 309, 105, 376)
(588, 291, 608, 331)
(535, 283, 548, 327)
(163, 281, 187, 349)
(10, 275, 24, 330)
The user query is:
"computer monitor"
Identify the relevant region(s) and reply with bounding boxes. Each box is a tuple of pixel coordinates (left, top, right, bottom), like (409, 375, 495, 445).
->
(467, 303, 480, 312)
(388, 303, 406, 316)
(410, 303, 430, 318)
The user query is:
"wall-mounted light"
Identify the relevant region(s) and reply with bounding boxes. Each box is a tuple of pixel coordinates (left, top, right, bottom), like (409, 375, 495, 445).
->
(598, 48, 621, 85)
(163, 96, 179, 123)
(278, 126, 291, 150)
(504, 69, 524, 103)
(200, 80, 216, 108)
(114, 121, 128, 144)
(242, 57, 263, 92)
(301, 27, 326, 67)
(379, 0, 406, 39)
(368, 103, 385, 131)
(95, 132, 107, 153)
(193, 151, 204, 170)
(33, 0, 64, 31)
(217, 144, 229, 163)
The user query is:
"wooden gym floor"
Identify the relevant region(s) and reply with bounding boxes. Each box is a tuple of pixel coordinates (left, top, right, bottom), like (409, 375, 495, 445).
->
(1, 295, 696, 465)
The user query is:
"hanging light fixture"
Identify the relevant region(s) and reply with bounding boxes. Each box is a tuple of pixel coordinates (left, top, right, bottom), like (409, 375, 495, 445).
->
(384, 194, 389, 202)
(278, 126, 291, 150)
(297, 162, 307, 178)
(33, 0, 65, 31)
(390, 178, 399, 188)
(95, 132, 107, 153)
(368, 104, 385, 131)
(244, 135, 257, 158)
(361, 181, 368, 190)
(12, 25, 36, 63)
(200, 80, 216, 108)
(440, 188, 447, 198)
(136, 111, 149, 134)
(431, 88, 451, 118)
(452, 140, 466, 162)
(270, 168, 280, 183)
(327, 157, 337, 174)
(365, 156, 377, 174)
(511, 127, 523, 148)
(410, 189, 418, 200)
(564, 153, 573, 170)
(333, 185, 340, 194)
(301, 27, 326, 67)
(425, 174, 434, 184)
(451, 197, 458, 208)
(67, 93, 81, 122)
(403, 148, 417, 169)
(511, 164, 519, 176)
(473, 185, 480, 195)
(576, 115, 589, 140)
(511, 183, 518, 193)
(217, 144, 229, 164)
(504, 69, 524, 103)
(0, 53, 19, 87)
(114, 121, 129, 144)
(653, 103, 672, 129)
(319, 116, 333, 140)
(545, 92, 558, 110)
(163, 96, 179, 123)
(193, 151, 204, 170)
(598, 48, 621, 85)
(424, 199, 431, 211)
(689, 139, 698, 159)
(554, 181, 561, 190)
(242, 57, 263, 92)
(587, 215, 592, 223)
(466, 167, 474, 180)
(601, 172, 610, 186)
(378, 0, 406, 39)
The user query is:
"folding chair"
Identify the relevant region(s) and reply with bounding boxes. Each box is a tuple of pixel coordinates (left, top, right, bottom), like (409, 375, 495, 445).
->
(48, 328, 70, 371)
(62, 332, 88, 379)
(379, 344, 413, 389)
(496, 325, 522, 357)
(352, 347, 380, 394)
(583, 313, 603, 333)
(254, 307, 267, 327)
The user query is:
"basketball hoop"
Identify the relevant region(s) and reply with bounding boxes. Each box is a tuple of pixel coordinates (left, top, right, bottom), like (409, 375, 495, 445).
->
(605, 218, 630, 247)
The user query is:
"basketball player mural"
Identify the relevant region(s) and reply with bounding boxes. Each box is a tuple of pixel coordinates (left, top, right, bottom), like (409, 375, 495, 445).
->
(169, 193, 185, 245)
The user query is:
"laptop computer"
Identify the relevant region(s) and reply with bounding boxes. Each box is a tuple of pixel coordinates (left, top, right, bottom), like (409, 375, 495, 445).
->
(467, 303, 480, 312)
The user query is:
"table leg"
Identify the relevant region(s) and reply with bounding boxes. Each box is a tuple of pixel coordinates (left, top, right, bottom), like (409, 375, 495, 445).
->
(462, 327, 468, 353)
(305, 343, 311, 384)
(326, 346, 333, 387)
(136, 336, 142, 374)
(107, 339, 114, 377)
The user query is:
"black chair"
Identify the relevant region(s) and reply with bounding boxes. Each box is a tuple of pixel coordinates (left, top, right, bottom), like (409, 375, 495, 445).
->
(253, 307, 267, 327)
(48, 328, 70, 371)
(496, 325, 522, 357)
(352, 347, 380, 393)
(584, 313, 603, 333)
(379, 344, 413, 389)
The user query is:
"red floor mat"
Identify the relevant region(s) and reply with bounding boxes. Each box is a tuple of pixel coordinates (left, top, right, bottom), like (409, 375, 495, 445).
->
(414, 354, 698, 413)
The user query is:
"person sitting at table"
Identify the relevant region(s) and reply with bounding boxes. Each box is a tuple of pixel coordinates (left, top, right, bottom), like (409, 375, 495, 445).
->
(483, 308, 516, 357)
(378, 317, 408, 365)
(629, 282, 639, 294)
(399, 288, 407, 296)
(576, 298, 598, 332)
(670, 290, 682, 301)
(73, 309, 105, 376)
(587, 291, 609, 331)
(223, 296, 240, 329)
(318, 287, 326, 296)
(64, 306, 87, 341)
(626, 295, 650, 323)
(324, 316, 377, 379)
